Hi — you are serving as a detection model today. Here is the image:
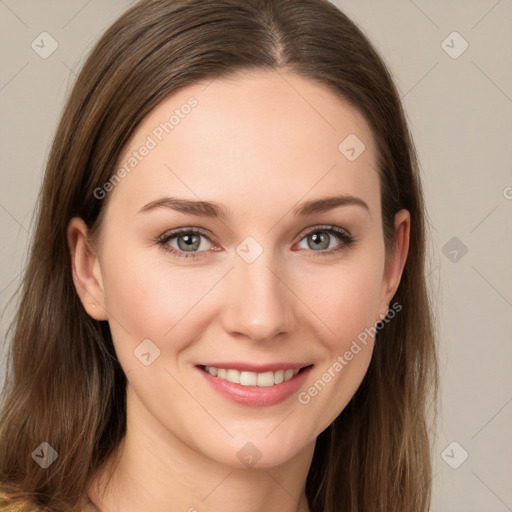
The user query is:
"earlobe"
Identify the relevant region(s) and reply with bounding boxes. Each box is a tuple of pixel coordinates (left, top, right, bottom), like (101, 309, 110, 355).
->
(67, 217, 108, 321)
(377, 209, 410, 321)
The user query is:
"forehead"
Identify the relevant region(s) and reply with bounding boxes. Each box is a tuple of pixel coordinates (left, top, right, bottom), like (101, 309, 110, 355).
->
(108, 70, 379, 222)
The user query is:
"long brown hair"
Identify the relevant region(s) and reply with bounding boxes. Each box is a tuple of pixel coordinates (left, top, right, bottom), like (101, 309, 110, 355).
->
(0, 0, 438, 510)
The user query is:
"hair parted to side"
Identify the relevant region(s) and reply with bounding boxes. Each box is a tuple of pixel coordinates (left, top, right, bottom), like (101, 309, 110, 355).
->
(0, 0, 438, 510)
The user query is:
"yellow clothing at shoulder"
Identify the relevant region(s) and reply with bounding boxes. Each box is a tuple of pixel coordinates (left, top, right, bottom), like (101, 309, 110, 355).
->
(0, 490, 98, 512)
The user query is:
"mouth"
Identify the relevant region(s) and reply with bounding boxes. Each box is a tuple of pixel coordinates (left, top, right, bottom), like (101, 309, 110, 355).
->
(199, 365, 311, 387)
(196, 363, 314, 407)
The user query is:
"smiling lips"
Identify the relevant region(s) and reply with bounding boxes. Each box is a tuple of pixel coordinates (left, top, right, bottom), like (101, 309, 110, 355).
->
(198, 362, 313, 407)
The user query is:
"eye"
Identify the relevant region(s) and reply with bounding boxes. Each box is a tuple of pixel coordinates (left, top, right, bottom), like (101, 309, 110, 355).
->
(157, 228, 214, 260)
(295, 225, 354, 257)
(156, 225, 355, 260)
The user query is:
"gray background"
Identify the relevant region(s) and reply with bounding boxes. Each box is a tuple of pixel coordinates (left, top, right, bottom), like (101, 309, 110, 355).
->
(1, 1, 511, 510)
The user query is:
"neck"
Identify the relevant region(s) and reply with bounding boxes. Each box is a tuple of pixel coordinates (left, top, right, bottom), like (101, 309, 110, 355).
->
(87, 387, 314, 512)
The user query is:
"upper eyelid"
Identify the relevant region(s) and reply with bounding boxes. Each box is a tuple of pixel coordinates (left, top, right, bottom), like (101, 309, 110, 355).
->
(299, 224, 350, 237)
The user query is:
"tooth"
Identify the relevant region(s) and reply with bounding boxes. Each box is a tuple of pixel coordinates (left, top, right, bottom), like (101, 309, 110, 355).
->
(225, 369, 241, 384)
(205, 366, 218, 376)
(207, 367, 301, 386)
(284, 369, 294, 382)
(257, 371, 275, 387)
(240, 371, 257, 386)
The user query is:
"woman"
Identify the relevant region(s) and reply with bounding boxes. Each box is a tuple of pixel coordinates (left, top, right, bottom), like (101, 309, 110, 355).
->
(0, 0, 438, 510)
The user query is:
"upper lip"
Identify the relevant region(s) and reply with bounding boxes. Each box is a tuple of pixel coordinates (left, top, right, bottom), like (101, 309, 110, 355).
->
(198, 362, 312, 373)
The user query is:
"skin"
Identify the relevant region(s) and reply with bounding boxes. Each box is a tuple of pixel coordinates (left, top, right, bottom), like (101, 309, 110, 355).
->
(68, 69, 410, 512)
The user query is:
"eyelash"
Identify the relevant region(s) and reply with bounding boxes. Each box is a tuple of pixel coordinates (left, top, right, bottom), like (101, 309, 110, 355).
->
(156, 225, 355, 260)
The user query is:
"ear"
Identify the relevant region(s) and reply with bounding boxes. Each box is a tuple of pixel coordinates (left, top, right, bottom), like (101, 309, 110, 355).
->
(376, 209, 410, 322)
(67, 217, 108, 321)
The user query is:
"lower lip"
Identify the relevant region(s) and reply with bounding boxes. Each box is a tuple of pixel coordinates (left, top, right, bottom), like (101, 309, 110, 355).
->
(197, 366, 313, 407)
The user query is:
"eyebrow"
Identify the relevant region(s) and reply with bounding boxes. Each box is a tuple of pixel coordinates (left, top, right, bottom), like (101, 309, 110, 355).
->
(137, 194, 370, 219)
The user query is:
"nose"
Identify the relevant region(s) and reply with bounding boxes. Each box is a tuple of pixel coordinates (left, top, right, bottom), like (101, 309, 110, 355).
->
(219, 252, 298, 343)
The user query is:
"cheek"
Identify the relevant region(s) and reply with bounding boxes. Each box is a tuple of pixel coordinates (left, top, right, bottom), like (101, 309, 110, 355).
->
(99, 243, 208, 357)
(296, 253, 385, 347)
(291, 254, 384, 426)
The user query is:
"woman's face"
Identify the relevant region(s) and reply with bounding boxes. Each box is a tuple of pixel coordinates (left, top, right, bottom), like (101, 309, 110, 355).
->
(72, 70, 409, 469)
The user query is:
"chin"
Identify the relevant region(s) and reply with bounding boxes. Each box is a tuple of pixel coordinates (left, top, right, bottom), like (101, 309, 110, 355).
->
(192, 426, 315, 470)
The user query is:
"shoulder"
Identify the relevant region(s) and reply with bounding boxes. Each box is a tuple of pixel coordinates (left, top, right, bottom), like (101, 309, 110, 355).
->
(0, 489, 97, 512)
(0, 489, 38, 512)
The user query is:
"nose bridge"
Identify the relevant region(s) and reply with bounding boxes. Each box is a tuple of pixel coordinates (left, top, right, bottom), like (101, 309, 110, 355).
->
(220, 247, 296, 342)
